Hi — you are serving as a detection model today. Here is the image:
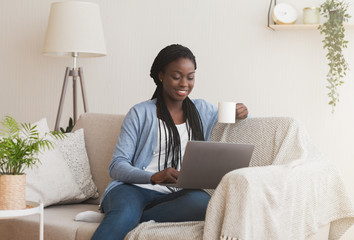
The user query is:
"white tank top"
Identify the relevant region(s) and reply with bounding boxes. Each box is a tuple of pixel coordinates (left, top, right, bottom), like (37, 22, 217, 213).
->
(134, 119, 189, 193)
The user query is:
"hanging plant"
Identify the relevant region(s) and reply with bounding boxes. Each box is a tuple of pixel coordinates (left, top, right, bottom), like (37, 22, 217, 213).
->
(318, 0, 351, 112)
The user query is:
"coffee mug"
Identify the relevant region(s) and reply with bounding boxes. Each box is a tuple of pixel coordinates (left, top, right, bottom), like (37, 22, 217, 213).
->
(218, 102, 236, 123)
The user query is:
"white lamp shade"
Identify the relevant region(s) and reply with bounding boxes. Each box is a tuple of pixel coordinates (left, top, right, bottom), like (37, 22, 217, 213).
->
(43, 1, 107, 57)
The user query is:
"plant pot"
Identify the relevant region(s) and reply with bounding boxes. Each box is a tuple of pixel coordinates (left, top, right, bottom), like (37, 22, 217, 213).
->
(0, 174, 26, 210)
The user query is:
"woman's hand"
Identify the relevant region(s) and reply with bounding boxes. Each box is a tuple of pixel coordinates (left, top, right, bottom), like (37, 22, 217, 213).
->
(150, 167, 179, 184)
(236, 103, 248, 119)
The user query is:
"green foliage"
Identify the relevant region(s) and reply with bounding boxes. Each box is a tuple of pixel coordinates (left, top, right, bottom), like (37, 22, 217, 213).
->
(318, 0, 351, 113)
(0, 116, 66, 175)
(60, 117, 74, 133)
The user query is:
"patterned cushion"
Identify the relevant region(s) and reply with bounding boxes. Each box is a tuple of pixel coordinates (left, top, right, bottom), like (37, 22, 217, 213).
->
(57, 129, 99, 200)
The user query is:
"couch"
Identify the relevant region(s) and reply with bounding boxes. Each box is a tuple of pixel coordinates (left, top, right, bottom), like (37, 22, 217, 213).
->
(0, 113, 353, 240)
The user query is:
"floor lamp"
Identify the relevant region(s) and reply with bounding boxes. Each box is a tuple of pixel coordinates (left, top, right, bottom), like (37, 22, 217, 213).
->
(42, 1, 107, 131)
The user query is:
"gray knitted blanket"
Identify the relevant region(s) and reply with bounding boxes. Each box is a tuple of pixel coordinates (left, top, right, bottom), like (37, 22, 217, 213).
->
(125, 117, 354, 240)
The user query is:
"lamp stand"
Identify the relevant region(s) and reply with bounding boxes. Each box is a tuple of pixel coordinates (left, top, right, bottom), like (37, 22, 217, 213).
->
(54, 67, 89, 131)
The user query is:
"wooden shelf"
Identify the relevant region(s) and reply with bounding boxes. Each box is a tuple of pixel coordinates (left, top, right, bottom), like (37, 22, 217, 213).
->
(268, 23, 354, 31)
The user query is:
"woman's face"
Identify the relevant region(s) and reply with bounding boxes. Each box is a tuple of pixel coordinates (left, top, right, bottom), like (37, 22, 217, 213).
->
(159, 58, 195, 105)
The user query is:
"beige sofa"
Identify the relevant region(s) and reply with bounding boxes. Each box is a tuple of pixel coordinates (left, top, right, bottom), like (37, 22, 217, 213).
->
(1, 112, 352, 240)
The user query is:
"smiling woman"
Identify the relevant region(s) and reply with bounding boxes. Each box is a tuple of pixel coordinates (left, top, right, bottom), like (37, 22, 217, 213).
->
(90, 44, 249, 240)
(159, 58, 196, 112)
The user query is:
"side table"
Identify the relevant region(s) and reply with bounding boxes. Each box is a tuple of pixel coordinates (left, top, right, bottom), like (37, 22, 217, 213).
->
(0, 201, 43, 240)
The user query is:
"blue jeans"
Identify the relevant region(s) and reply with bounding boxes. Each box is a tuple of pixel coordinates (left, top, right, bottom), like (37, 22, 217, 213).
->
(91, 184, 210, 240)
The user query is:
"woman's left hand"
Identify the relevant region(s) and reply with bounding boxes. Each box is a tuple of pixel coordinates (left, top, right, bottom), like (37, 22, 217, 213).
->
(236, 103, 248, 119)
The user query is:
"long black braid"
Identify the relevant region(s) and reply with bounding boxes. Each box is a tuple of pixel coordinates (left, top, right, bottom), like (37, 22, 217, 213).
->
(150, 44, 204, 171)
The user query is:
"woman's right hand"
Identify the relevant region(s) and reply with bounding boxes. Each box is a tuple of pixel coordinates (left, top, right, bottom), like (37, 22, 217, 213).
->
(150, 167, 179, 184)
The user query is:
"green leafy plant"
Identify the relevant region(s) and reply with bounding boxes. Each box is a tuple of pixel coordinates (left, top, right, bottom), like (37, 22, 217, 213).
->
(60, 117, 74, 133)
(0, 116, 65, 175)
(318, 0, 351, 112)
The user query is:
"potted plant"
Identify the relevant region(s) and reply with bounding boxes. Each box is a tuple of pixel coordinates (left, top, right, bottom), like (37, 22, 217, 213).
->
(318, 0, 351, 112)
(0, 116, 65, 210)
(60, 117, 74, 133)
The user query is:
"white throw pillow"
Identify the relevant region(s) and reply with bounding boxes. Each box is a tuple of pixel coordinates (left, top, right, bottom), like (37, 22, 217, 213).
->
(25, 118, 98, 207)
(25, 118, 83, 206)
(25, 146, 84, 207)
(32, 118, 50, 137)
(57, 128, 99, 200)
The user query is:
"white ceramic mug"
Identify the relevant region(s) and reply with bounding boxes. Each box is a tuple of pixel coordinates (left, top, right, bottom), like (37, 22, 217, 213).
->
(218, 102, 236, 123)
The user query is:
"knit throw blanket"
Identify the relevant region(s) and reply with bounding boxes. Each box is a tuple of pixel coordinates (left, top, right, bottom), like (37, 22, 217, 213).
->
(125, 117, 354, 240)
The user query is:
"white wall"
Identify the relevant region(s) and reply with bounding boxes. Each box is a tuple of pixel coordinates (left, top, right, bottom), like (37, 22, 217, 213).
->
(1, 0, 354, 237)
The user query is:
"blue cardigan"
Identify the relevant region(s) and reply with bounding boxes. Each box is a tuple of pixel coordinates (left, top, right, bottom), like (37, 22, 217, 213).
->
(100, 98, 218, 205)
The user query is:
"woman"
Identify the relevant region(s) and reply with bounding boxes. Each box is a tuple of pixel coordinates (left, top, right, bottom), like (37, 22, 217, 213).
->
(91, 44, 248, 240)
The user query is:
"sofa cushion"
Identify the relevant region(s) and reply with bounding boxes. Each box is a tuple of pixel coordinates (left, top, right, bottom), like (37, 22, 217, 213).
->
(72, 113, 125, 204)
(0, 204, 99, 240)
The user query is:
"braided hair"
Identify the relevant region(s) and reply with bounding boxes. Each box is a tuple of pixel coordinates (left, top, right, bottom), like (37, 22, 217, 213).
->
(150, 44, 204, 171)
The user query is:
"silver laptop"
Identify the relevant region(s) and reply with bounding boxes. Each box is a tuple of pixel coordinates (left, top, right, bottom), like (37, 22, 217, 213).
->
(161, 141, 254, 189)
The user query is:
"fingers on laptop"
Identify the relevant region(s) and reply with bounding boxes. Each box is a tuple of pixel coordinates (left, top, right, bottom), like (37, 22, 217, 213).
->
(165, 167, 179, 183)
(151, 167, 179, 184)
